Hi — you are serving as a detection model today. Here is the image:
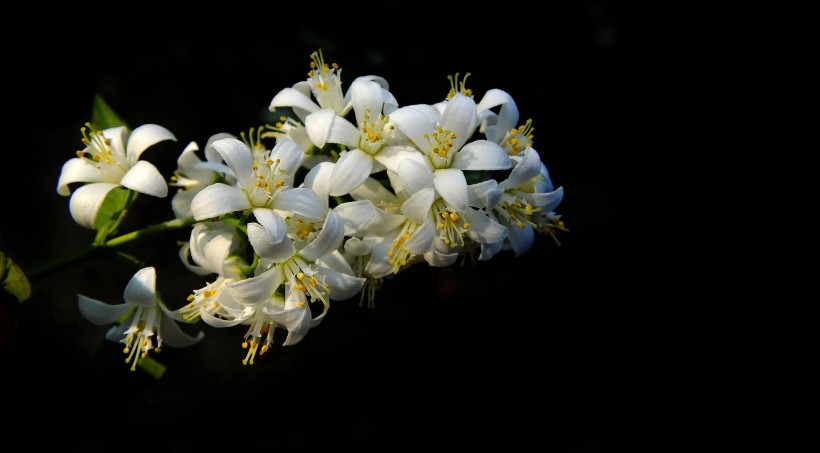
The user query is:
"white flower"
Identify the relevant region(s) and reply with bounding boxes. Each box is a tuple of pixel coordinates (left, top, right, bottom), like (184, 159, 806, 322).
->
(173, 221, 247, 324)
(476, 88, 536, 156)
(77, 267, 203, 371)
(189, 137, 326, 253)
(304, 78, 419, 196)
(169, 133, 235, 219)
(477, 148, 564, 259)
(56, 123, 176, 228)
(216, 210, 364, 362)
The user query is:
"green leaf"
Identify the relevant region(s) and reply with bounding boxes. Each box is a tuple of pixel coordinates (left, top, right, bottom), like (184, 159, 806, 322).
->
(0, 250, 32, 303)
(137, 355, 167, 380)
(94, 187, 136, 242)
(91, 95, 127, 130)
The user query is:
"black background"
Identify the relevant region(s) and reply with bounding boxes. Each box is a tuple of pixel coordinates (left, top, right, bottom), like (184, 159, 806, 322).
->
(1, 1, 815, 451)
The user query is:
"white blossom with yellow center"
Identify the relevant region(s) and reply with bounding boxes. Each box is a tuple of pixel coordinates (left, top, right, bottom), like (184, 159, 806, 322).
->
(56, 123, 176, 228)
(78, 267, 203, 371)
(304, 78, 422, 195)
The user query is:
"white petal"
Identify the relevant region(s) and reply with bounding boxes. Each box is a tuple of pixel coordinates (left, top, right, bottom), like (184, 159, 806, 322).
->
(498, 148, 541, 190)
(476, 89, 514, 116)
(318, 267, 364, 301)
(372, 145, 426, 173)
(270, 138, 307, 176)
(125, 124, 176, 165)
(507, 222, 535, 257)
(523, 187, 564, 212)
(452, 140, 511, 171)
(364, 236, 395, 278)
(68, 182, 119, 229)
(252, 208, 287, 244)
(389, 106, 435, 153)
(303, 161, 333, 204)
(344, 237, 372, 256)
(269, 87, 321, 115)
(77, 295, 132, 325)
(171, 189, 197, 219)
(123, 267, 157, 307)
(349, 176, 399, 205)
(104, 317, 132, 342)
(403, 219, 434, 255)
(401, 188, 435, 224)
(398, 158, 434, 196)
(176, 141, 201, 169)
(190, 183, 251, 220)
(464, 208, 508, 244)
(200, 308, 250, 328)
(247, 222, 280, 259)
(159, 313, 204, 347)
(226, 267, 284, 306)
(277, 296, 312, 346)
(120, 161, 168, 197)
(103, 126, 128, 160)
(329, 149, 373, 196)
(479, 238, 504, 261)
(274, 187, 325, 220)
(204, 132, 235, 163)
(211, 138, 254, 189)
(433, 168, 468, 213)
(316, 249, 356, 275)
(305, 109, 359, 149)
(56, 158, 107, 196)
(423, 249, 459, 268)
(299, 210, 344, 262)
(439, 94, 478, 152)
(178, 243, 210, 276)
(350, 79, 385, 126)
(467, 179, 500, 209)
(367, 209, 406, 235)
(334, 200, 375, 236)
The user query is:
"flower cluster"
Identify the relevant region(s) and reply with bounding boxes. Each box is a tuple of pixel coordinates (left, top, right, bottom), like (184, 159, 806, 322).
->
(57, 50, 565, 369)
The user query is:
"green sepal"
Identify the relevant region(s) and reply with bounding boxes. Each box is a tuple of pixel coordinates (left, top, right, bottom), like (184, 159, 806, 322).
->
(0, 250, 32, 303)
(91, 95, 127, 130)
(136, 355, 167, 380)
(93, 187, 137, 243)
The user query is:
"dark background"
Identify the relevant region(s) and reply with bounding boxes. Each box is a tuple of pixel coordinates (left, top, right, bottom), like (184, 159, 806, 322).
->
(1, 2, 815, 451)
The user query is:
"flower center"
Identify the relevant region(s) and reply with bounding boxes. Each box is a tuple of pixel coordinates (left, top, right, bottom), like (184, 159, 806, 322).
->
(307, 49, 345, 113)
(76, 123, 127, 180)
(387, 220, 420, 274)
(242, 316, 274, 365)
(497, 194, 540, 229)
(500, 119, 535, 156)
(247, 151, 288, 208)
(424, 127, 458, 169)
(283, 257, 332, 307)
(358, 108, 393, 155)
(120, 306, 160, 372)
(181, 280, 223, 322)
(446, 72, 473, 99)
(432, 199, 469, 247)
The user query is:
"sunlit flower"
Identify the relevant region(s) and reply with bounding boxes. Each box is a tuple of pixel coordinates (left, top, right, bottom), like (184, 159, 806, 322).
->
(304, 78, 417, 195)
(169, 133, 234, 219)
(173, 222, 248, 323)
(57, 123, 176, 228)
(78, 267, 203, 371)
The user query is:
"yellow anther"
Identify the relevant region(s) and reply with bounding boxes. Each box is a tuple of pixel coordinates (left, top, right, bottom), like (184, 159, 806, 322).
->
(75, 150, 84, 158)
(187, 294, 195, 302)
(449, 212, 459, 222)
(275, 180, 284, 188)
(280, 115, 287, 122)
(255, 181, 262, 187)
(387, 250, 394, 257)
(260, 345, 269, 355)
(296, 272, 304, 280)
(242, 341, 249, 349)
(463, 223, 470, 229)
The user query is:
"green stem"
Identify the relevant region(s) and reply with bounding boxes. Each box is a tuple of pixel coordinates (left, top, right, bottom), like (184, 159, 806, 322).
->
(28, 216, 198, 280)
